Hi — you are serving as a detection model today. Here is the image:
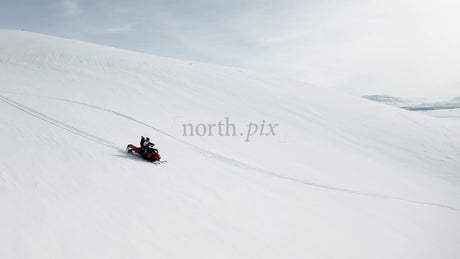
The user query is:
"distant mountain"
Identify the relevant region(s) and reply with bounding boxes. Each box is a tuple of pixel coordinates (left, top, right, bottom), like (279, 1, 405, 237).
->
(363, 94, 460, 111)
(362, 94, 419, 107)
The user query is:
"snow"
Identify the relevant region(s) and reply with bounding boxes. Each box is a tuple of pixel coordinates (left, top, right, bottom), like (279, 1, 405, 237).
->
(1, 30, 460, 259)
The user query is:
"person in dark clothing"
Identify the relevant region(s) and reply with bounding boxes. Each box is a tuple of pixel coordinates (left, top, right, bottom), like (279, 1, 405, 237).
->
(140, 136, 154, 154)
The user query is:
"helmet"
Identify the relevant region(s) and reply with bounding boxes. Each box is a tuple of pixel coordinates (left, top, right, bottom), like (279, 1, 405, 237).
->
(146, 137, 150, 141)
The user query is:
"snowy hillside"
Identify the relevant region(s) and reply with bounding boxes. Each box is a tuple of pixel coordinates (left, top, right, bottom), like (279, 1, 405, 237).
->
(1, 30, 460, 259)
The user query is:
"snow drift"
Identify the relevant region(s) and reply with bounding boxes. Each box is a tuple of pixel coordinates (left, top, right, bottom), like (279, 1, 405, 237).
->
(1, 30, 460, 259)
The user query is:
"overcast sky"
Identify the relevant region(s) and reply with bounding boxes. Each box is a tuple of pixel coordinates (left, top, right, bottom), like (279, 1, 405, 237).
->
(1, 0, 460, 97)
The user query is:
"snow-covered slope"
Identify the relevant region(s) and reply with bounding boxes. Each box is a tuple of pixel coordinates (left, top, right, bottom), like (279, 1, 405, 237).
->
(1, 30, 459, 259)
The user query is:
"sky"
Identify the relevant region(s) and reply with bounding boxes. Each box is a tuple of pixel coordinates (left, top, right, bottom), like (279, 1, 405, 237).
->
(1, 0, 460, 98)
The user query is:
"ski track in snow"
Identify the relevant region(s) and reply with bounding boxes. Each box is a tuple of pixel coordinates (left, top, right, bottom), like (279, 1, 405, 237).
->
(0, 95, 117, 149)
(1, 92, 459, 212)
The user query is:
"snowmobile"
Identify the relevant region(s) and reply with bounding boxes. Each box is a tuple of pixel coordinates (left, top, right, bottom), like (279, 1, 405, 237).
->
(126, 143, 166, 164)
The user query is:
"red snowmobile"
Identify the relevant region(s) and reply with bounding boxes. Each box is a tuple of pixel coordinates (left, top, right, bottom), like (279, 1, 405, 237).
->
(126, 143, 165, 163)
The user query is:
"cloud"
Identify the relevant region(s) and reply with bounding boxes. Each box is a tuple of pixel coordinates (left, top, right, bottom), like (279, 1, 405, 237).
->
(260, 32, 305, 46)
(61, 0, 82, 16)
(103, 24, 133, 34)
(226, 0, 460, 98)
(18, 0, 459, 98)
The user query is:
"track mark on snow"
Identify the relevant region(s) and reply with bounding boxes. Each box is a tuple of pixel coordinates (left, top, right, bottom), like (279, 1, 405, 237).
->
(0, 95, 117, 149)
(2, 92, 459, 212)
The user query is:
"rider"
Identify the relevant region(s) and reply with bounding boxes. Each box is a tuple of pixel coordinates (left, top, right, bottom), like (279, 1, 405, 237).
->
(140, 136, 153, 154)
